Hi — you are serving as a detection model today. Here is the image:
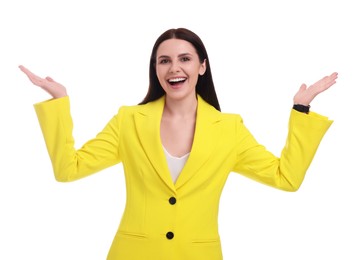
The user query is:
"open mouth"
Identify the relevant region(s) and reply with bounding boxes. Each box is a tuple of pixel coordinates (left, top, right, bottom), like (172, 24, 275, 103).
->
(168, 77, 187, 86)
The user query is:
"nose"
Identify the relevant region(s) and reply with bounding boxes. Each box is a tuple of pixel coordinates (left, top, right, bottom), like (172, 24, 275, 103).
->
(169, 60, 181, 73)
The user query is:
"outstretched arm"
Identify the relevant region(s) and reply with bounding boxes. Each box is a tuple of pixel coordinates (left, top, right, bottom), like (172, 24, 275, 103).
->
(293, 72, 338, 106)
(234, 72, 338, 191)
(19, 65, 121, 181)
(19, 65, 68, 99)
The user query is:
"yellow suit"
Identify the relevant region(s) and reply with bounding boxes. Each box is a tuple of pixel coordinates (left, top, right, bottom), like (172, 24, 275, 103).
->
(34, 95, 332, 260)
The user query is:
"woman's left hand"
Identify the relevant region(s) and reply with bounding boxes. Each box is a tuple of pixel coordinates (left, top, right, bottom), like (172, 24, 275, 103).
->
(293, 72, 338, 106)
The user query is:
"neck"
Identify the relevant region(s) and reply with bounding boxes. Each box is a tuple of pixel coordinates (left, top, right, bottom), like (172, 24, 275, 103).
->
(164, 95, 198, 117)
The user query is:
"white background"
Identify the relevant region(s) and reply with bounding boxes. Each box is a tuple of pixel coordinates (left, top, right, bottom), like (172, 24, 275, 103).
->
(1, 0, 355, 259)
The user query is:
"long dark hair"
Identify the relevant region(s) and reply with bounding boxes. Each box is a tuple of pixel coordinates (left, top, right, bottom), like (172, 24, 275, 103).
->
(139, 28, 220, 111)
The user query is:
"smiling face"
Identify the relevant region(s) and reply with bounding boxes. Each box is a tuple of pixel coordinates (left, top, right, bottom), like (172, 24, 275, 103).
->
(155, 39, 206, 102)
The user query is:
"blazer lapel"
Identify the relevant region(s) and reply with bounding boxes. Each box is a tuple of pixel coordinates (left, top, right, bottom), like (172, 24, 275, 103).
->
(175, 96, 222, 190)
(134, 95, 222, 192)
(134, 96, 176, 192)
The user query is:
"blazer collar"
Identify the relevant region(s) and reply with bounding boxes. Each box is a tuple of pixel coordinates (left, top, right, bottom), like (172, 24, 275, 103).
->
(134, 95, 222, 192)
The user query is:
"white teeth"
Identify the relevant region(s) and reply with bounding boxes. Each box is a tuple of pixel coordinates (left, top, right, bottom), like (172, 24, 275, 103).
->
(168, 78, 186, 83)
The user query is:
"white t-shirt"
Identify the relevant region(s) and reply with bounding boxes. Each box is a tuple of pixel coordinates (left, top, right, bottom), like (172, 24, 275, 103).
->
(162, 146, 190, 184)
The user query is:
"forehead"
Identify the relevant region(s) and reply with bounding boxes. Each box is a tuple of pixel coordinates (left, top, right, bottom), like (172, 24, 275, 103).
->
(157, 39, 197, 57)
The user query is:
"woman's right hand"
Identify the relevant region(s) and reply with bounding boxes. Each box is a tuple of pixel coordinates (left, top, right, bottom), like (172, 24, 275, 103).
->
(19, 65, 68, 99)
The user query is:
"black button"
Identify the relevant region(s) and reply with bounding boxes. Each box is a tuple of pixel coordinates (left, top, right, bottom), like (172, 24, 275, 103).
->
(166, 231, 174, 239)
(169, 197, 176, 205)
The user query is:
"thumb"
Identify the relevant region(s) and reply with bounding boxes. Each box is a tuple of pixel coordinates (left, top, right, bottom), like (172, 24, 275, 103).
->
(45, 76, 54, 82)
(299, 83, 307, 92)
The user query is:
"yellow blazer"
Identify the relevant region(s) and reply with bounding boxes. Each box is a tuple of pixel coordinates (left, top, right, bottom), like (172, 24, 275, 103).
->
(34, 95, 332, 260)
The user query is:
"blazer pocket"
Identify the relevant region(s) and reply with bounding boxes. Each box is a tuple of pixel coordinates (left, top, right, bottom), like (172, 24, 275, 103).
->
(117, 231, 148, 240)
(191, 238, 220, 246)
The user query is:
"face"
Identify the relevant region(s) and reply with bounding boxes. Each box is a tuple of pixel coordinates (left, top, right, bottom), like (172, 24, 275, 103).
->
(155, 39, 206, 102)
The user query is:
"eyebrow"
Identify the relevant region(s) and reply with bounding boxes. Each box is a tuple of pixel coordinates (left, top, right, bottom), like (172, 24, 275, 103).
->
(157, 53, 193, 59)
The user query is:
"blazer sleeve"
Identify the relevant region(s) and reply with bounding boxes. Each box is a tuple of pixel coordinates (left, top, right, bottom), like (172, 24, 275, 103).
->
(34, 96, 122, 182)
(232, 109, 333, 191)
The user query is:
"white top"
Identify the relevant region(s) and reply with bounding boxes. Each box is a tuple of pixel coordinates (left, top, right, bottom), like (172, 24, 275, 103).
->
(163, 146, 190, 184)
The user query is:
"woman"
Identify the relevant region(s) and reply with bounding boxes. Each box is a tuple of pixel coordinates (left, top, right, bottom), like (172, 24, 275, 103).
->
(19, 28, 337, 260)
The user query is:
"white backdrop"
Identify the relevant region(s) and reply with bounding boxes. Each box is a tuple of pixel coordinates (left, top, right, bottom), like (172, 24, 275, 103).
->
(1, 0, 355, 259)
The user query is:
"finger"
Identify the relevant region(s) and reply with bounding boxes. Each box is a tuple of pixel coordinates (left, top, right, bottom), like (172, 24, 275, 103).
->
(299, 83, 307, 91)
(310, 74, 337, 95)
(326, 73, 338, 87)
(321, 73, 338, 88)
(329, 72, 338, 79)
(19, 65, 41, 80)
(19, 65, 33, 76)
(19, 65, 52, 88)
(313, 74, 337, 88)
(46, 76, 54, 82)
(325, 72, 338, 83)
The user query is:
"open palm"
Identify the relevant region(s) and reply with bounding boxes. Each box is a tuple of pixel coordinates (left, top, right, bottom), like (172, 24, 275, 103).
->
(19, 65, 68, 99)
(293, 72, 338, 106)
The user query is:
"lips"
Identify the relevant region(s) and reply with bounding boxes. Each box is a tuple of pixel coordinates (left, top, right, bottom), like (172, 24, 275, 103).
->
(168, 77, 187, 86)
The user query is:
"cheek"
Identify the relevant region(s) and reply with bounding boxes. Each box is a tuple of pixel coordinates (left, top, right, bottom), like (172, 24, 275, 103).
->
(156, 66, 165, 78)
(156, 69, 167, 87)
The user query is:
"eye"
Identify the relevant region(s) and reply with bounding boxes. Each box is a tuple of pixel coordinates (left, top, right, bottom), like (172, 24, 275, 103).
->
(159, 59, 170, 64)
(181, 56, 190, 62)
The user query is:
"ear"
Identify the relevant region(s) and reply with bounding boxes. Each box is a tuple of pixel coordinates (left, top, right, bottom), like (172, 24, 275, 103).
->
(199, 59, 207, 76)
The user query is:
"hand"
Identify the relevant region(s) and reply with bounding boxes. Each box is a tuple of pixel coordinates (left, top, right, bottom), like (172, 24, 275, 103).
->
(293, 72, 338, 106)
(19, 65, 68, 99)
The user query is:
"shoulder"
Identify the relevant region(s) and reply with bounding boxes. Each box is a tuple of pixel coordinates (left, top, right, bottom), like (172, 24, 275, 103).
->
(117, 97, 164, 117)
(218, 112, 245, 133)
(197, 95, 243, 122)
(220, 111, 243, 122)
